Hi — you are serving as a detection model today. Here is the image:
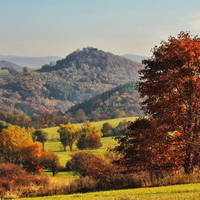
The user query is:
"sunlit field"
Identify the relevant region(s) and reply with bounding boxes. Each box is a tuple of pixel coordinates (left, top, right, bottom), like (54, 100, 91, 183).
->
(18, 183, 200, 200)
(45, 136, 118, 166)
(43, 117, 138, 140)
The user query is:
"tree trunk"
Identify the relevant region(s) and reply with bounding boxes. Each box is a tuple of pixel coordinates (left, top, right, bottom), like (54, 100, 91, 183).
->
(42, 143, 45, 152)
(183, 151, 195, 174)
(69, 144, 73, 151)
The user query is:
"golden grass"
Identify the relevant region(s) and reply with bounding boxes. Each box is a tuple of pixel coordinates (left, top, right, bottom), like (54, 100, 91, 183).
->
(18, 182, 200, 200)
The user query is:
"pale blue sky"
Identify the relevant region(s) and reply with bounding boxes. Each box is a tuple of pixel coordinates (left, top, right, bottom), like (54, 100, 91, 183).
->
(1, 0, 200, 57)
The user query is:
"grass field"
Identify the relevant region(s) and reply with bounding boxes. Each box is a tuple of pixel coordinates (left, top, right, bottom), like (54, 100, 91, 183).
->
(45, 136, 118, 166)
(43, 117, 138, 140)
(0, 69, 10, 80)
(43, 117, 137, 166)
(18, 183, 200, 200)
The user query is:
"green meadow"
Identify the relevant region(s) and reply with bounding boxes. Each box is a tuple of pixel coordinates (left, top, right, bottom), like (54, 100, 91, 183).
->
(43, 117, 138, 140)
(18, 183, 200, 200)
(43, 117, 137, 166)
(45, 135, 118, 166)
(27, 116, 200, 200)
(0, 69, 10, 80)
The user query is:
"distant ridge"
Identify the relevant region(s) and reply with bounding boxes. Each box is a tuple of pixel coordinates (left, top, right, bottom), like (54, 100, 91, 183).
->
(0, 47, 144, 115)
(0, 55, 62, 68)
(0, 60, 23, 70)
(122, 54, 148, 63)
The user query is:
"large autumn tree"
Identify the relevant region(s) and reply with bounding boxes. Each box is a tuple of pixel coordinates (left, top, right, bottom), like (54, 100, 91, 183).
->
(114, 32, 200, 174)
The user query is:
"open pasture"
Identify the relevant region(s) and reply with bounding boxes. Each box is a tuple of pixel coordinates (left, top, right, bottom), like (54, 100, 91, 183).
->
(43, 117, 138, 140)
(45, 136, 118, 166)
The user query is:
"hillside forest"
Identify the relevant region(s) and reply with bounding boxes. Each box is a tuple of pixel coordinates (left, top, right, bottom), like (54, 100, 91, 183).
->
(0, 47, 143, 123)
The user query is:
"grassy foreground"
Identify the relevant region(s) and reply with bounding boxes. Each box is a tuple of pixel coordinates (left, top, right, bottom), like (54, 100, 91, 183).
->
(18, 183, 200, 200)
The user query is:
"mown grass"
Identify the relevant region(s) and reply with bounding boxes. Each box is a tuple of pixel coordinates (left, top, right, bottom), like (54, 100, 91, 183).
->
(18, 182, 200, 200)
(44, 117, 138, 140)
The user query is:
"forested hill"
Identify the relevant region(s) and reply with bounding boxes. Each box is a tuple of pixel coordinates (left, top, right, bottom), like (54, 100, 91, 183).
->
(0, 47, 144, 115)
(39, 47, 142, 79)
(68, 81, 144, 120)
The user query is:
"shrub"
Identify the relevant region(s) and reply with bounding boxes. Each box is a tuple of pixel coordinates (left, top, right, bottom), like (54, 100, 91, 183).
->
(66, 152, 113, 179)
(85, 133, 102, 149)
(39, 150, 60, 176)
(0, 163, 49, 198)
(76, 133, 102, 150)
(101, 122, 113, 137)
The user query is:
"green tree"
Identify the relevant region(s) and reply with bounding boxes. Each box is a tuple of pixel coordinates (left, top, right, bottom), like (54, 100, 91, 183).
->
(101, 122, 113, 137)
(57, 123, 81, 151)
(32, 129, 48, 151)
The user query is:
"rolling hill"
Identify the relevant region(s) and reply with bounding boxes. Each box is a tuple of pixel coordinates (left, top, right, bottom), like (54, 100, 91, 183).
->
(0, 60, 23, 70)
(0, 55, 62, 68)
(122, 54, 148, 63)
(0, 47, 144, 116)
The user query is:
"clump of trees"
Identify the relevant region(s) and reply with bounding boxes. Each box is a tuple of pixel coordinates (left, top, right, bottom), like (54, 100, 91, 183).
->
(101, 120, 129, 137)
(0, 124, 60, 175)
(112, 31, 200, 176)
(58, 123, 81, 151)
(66, 152, 141, 191)
(58, 122, 103, 151)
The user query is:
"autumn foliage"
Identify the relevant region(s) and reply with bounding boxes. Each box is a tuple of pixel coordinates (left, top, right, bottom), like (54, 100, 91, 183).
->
(114, 32, 200, 175)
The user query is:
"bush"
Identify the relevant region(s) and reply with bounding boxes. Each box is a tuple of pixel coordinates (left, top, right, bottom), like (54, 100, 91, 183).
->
(39, 151, 60, 176)
(0, 163, 49, 198)
(66, 152, 110, 179)
(76, 133, 102, 150)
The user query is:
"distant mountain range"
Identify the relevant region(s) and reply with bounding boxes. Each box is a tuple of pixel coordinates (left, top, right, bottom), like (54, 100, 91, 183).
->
(0, 60, 23, 70)
(0, 55, 62, 68)
(0, 53, 148, 69)
(0, 47, 144, 116)
(122, 54, 148, 63)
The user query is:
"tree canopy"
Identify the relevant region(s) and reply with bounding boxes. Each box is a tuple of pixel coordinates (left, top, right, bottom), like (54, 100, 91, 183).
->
(114, 32, 200, 174)
(57, 123, 81, 151)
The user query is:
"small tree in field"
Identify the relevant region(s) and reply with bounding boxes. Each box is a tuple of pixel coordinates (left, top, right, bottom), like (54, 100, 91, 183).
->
(85, 133, 102, 149)
(77, 122, 103, 150)
(77, 133, 102, 150)
(39, 150, 60, 176)
(58, 123, 81, 151)
(101, 122, 113, 137)
(32, 129, 48, 151)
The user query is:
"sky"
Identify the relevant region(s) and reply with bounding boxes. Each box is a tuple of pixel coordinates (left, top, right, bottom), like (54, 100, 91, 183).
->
(1, 0, 200, 57)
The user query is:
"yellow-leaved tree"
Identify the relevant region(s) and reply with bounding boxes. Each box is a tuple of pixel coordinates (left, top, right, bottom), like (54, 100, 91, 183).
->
(0, 125, 41, 164)
(81, 122, 103, 137)
(57, 123, 81, 151)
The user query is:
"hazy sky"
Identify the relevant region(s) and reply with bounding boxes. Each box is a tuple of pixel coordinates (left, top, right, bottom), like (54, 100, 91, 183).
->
(1, 0, 200, 57)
